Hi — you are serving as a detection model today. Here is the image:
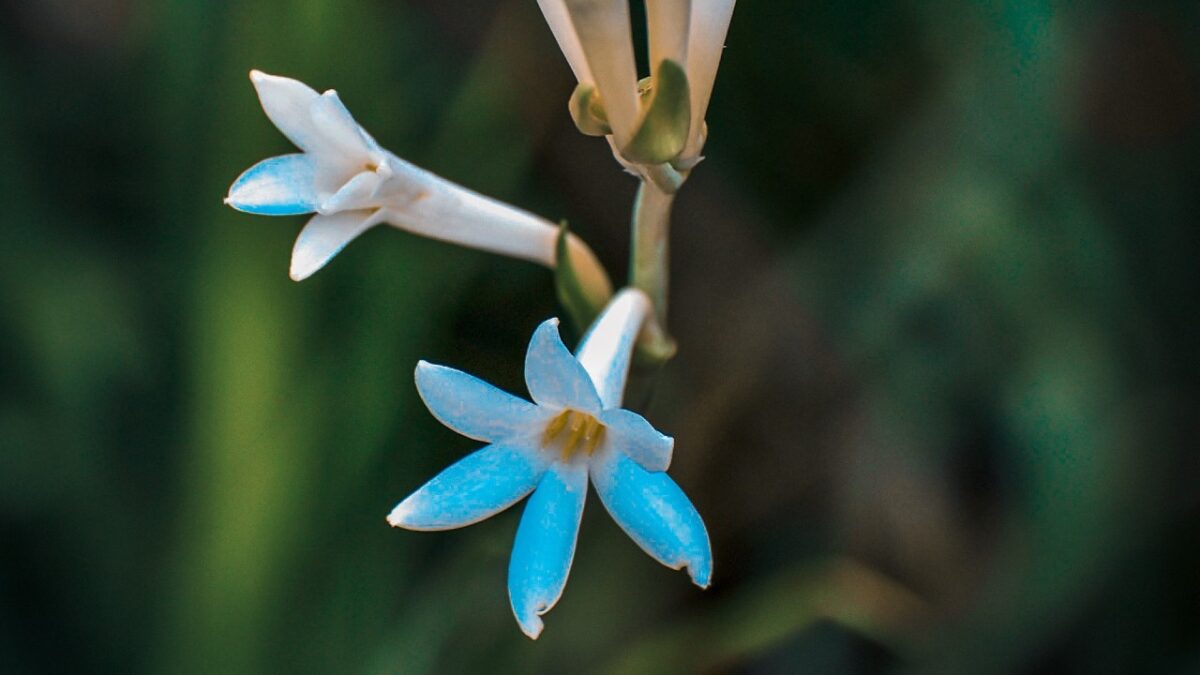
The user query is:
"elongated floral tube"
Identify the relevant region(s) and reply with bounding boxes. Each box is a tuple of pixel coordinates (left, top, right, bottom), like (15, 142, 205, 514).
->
(646, 0, 691, 74)
(682, 0, 736, 161)
(575, 288, 652, 408)
(558, 0, 641, 148)
(374, 152, 611, 297)
(536, 0, 593, 84)
(225, 71, 612, 298)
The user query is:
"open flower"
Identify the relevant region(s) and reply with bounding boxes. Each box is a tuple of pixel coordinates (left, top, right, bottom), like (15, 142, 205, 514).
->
(537, 0, 736, 169)
(388, 289, 711, 639)
(225, 71, 611, 294)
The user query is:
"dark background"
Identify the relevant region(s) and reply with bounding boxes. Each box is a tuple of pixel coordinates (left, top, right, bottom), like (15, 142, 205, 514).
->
(2, 1, 1198, 673)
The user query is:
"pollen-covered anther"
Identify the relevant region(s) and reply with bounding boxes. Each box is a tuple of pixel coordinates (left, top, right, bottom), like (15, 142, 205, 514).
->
(541, 409, 606, 460)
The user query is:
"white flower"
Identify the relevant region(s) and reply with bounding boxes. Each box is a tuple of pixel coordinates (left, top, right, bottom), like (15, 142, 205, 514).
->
(388, 289, 711, 639)
(225, 71, 610, 291)
(537, 0, 736, 167)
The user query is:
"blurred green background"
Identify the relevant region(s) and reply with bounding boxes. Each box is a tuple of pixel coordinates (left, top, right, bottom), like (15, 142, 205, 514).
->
(2, 0, 1198, 673)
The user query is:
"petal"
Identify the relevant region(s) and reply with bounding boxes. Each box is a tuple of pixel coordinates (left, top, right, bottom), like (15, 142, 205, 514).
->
(249, 71, 371, 171)
(414, 361, 548, 445)
(318, 169, 383, 214)
(249, 70, 323, 154)
(524, 319, 602, 412)
(574, 288, 652, 408)
(562, 0, 641, 144)
(598, 408, 673, 472)
(536, 0, 594, 83)
(591, 450, 712, 588)
(645, 0, 691, 71)
(310, 90, 376, 160)
(508, 461, 589, 639)
(683, 0, 735, 156)
(225, 154, 318, 215)
(387, 444, 548, 531)
(289, 209, 378, 281)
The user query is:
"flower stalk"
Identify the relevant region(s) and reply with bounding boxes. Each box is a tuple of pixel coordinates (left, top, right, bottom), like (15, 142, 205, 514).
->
(630, 179, 675, 331)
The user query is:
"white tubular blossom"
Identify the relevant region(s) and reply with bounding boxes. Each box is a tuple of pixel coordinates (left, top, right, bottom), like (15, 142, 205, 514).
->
(683, 0, 736, 159)
(562, 0, 641, 148)
(575, 288, 653, 409)
(645, 0, 691, 72)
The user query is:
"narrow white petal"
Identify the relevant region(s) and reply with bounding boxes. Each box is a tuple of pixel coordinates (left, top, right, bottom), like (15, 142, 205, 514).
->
(563, 0, 641, 145)
(318, 170, 383, 214)
(683, 0, 735, 157)
(249, 70, 323, 153)
(508, 461, 589, 639)
(289, 209, 379, 281)
(645, 0, 691, 71)
(574, 289, 652, 409)
(310, 90, 375, 161)
(537, 0, 594, 83)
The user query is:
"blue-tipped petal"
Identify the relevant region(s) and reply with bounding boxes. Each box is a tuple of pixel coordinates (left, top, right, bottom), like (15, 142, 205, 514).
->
(415, 361, 548, 445)
(289, 209, 377, 281)
(226, 154, 318, 215)
(508, 461, 588, 639)
(598, 408, 673, 472)
(524, 319, 602, 413)
(387, 444, 548, 531)
(591, 450, 712, 588)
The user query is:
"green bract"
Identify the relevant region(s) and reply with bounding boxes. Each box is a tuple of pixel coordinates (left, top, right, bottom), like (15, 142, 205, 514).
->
(621, 59, 692, 165)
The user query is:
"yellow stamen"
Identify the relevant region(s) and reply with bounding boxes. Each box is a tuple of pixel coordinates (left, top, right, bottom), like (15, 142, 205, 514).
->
(584, 424, 606, 456)
(541, 408, 606, 461)
(541, 410, 570, 448)
(562, 412, 588, 459)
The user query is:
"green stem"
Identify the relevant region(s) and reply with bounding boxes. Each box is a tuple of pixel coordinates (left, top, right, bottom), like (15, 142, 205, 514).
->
(630, 178, 678, 365)
(631, 178, 675, 325)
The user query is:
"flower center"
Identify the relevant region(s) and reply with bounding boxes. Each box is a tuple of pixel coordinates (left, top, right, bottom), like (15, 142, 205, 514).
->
(541, 409, 605, 461)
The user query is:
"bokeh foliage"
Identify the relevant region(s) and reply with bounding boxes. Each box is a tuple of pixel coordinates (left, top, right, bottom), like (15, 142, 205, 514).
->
(2, 1, 1198, 673)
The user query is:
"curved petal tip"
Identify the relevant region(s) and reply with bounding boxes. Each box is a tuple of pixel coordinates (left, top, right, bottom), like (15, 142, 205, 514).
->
(385, 499, 415, 528)
(515, 610, 545, 640)
(688, 557, 713, 589)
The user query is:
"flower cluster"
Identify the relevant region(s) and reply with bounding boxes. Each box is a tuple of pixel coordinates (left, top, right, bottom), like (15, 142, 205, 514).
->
(225, 0, 733, 640)
(538, 0, 735, 179)
(388, 290, 710, 638)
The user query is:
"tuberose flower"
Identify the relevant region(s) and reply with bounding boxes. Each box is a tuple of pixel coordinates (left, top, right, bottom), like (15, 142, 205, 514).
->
(225, 71, 610, 294)
(537, 0, 736, 168)
(387, 288, 711, 639)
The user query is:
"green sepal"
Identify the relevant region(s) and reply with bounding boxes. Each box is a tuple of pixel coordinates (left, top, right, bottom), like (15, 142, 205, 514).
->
(568, 83, 611, 137)
(620, 59, 691, 165)
(555, 221, 606, 333)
